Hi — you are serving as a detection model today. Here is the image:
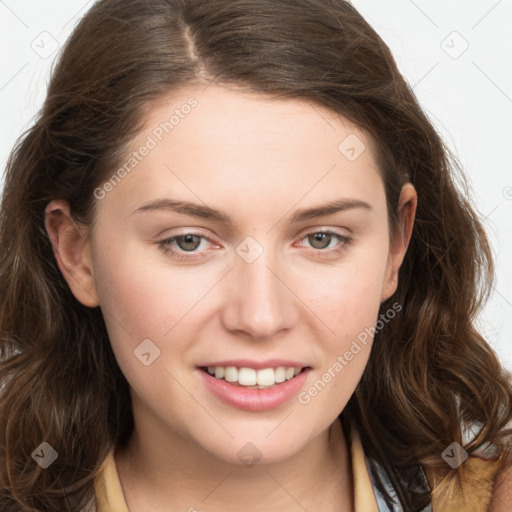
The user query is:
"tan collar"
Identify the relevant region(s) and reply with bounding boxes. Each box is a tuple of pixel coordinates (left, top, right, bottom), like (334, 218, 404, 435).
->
(349, 424, 380, 511)
(94, 424, 379, 511)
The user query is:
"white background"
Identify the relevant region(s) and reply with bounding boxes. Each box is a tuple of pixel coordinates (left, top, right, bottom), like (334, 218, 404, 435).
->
(1, 1, 511, 369)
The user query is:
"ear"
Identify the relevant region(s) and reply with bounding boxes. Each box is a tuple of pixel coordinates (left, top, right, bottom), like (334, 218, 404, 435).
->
(44, 199, 100, 307)
(380, 183, 417, 302)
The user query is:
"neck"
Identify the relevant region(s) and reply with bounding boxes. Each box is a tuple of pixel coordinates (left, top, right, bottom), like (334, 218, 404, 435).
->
(115, 415, 353, 512)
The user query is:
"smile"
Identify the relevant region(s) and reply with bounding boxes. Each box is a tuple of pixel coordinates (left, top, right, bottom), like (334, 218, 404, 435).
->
(197, 363, 311, 411)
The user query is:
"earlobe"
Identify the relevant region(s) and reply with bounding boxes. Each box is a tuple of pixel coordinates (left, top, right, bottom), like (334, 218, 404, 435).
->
(380, 183, 417, 303)
(44, 199, 100, 308)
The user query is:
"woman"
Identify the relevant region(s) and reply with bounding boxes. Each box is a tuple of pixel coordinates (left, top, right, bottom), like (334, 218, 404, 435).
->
(1, 0, 511, 510)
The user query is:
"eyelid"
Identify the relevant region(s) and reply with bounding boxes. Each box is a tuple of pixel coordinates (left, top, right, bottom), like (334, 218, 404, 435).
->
(296, 224, 352, 238)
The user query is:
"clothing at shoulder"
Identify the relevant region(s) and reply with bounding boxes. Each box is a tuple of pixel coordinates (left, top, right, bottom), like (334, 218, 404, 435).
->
(367, 434, 504, 511)
(90, 425, 503, 512)
(92, 449, 128, 512)
(425, 456, 502, 511)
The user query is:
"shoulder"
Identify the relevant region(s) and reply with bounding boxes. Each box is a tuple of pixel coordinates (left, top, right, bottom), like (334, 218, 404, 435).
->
(489, 465, 512, 511)
(425, 416, 512, 511)
(426, 456, 503, 512)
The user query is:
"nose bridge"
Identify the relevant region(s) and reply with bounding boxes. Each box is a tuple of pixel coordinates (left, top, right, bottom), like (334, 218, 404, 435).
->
(223, 241, 295, 339)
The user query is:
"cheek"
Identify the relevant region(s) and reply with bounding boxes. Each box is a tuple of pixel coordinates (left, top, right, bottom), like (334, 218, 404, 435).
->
(295, 262, 386, 414)
(297, 237, 390, 337)
(91, 234, 221, 370)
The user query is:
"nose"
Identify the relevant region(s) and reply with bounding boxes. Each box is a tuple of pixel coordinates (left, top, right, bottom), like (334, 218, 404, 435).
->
(220, 248, 298, 341)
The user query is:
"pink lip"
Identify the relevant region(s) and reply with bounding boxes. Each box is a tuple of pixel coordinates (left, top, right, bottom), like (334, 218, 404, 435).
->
(197, 367, 311, 412)
(198, 359, 307, 370)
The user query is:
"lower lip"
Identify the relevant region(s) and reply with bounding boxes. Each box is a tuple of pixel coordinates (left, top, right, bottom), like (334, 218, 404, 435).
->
(197, 368, 310, 412)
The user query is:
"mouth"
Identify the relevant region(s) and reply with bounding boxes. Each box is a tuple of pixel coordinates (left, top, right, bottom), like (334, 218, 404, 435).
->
(198, 365, 310, 389)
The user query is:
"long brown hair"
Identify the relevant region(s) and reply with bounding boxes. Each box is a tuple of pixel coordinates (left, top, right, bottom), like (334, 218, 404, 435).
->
(1, 0, 511, 510)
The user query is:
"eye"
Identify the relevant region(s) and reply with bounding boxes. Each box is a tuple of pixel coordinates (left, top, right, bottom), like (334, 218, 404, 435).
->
(158, 232, 214, 261)
(299, 229, 353, 254)
(169, 233, 203, 251)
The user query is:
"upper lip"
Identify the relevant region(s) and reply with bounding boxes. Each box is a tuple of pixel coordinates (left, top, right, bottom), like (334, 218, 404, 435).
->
(198, 359, 309, 370)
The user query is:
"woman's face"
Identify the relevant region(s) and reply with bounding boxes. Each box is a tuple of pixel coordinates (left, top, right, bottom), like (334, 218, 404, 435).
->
(73, 85, 415, 464)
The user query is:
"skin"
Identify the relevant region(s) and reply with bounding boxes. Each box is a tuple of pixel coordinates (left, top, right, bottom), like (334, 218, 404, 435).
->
(45, 84, 417, 512)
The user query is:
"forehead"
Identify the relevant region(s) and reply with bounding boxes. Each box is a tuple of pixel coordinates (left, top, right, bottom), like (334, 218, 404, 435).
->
(140, 84, 376, 159)
(96, 84, 385, 219)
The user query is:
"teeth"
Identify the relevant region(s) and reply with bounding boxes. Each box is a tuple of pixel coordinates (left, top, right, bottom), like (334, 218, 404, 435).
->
(274, 367, 286, 383)
(224, 366, 238, 383)
(257, 368, 275, 386)
(205, 365, 303, 388)
(238, 367, 257, 386)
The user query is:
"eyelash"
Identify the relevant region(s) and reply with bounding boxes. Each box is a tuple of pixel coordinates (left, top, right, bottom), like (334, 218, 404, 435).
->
(158, 229, 353, 261)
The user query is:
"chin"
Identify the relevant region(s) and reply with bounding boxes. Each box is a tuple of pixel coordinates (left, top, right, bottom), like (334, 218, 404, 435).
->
(194, 429, 311, 467)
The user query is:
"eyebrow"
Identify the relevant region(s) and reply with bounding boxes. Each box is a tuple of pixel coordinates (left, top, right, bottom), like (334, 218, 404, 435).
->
(131, 197, 372, 224)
